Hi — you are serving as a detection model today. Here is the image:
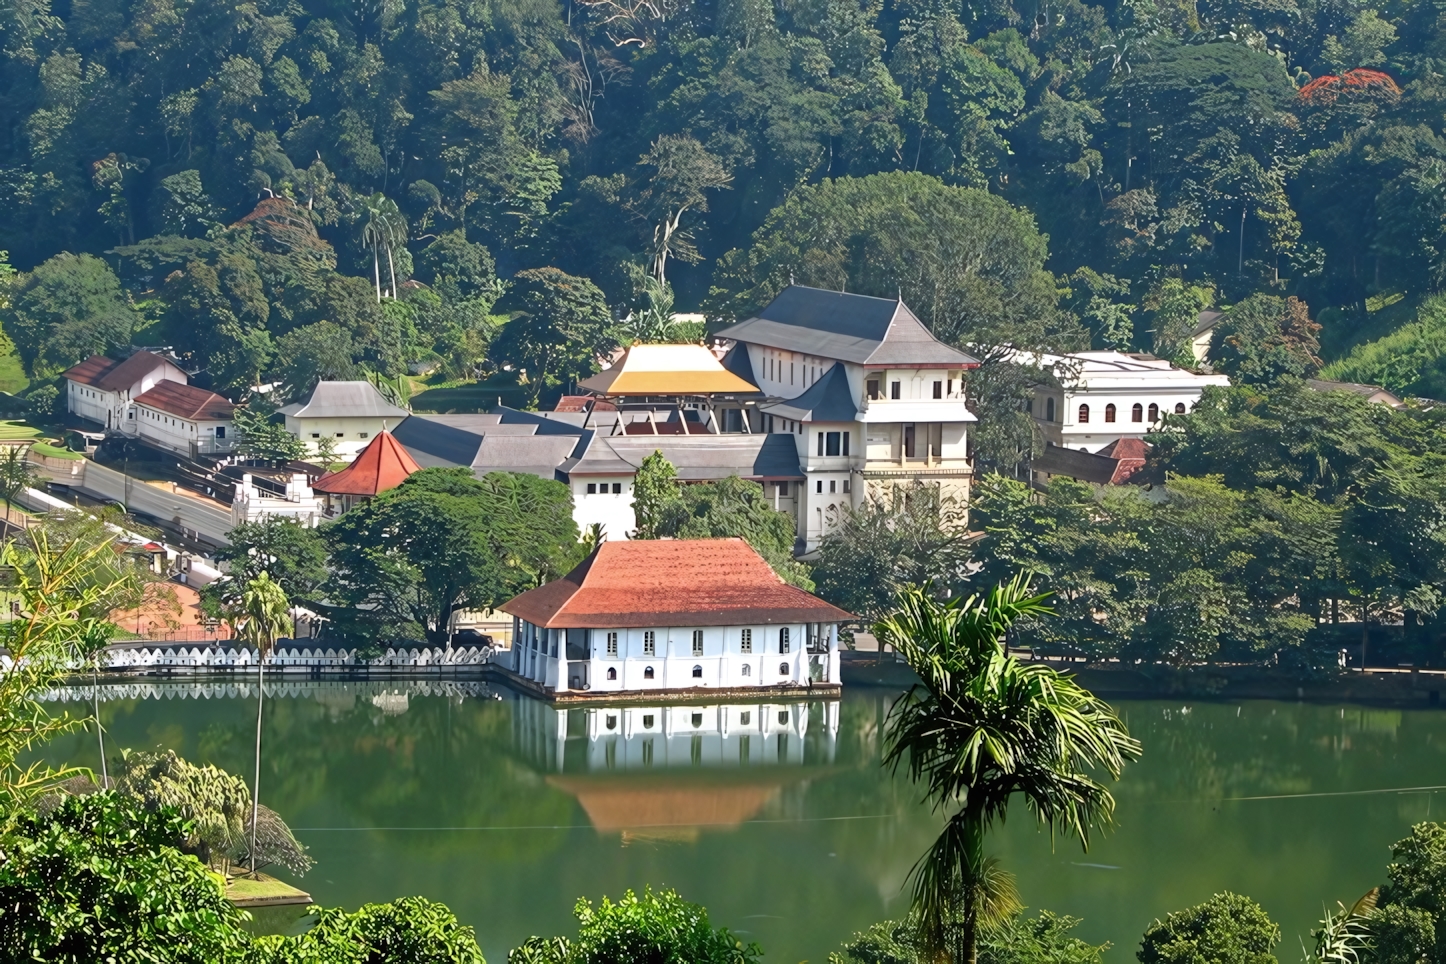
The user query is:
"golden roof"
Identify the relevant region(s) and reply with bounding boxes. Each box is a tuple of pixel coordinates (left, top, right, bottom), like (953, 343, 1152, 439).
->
(578, 344, 759, 396)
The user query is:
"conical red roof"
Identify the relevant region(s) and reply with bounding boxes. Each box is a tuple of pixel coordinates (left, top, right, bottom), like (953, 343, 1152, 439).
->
(311, 431, 420, 497)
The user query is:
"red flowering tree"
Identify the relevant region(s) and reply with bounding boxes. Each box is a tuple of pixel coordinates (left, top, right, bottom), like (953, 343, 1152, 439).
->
(1298, 68, 1402, 107)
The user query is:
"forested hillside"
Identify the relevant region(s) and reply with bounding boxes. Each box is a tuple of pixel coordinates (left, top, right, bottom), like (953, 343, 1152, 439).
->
(2, 0, 1443, 409)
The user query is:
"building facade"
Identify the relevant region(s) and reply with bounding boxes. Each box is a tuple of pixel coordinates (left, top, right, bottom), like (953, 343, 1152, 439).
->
(62, 351, 190, 433)
(279, 381, 412, 460)
(1013, 351, 1231, 453)
(499, 538, 849, 699)
(131, 382, 236, 458)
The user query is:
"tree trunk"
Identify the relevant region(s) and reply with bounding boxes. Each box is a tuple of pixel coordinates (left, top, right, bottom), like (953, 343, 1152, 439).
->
(373, 245, 382, 302)
(1361, 604, 1369, 673)
(1, 497, 11, 544)
(94, 657, 107, 787)
(386, 244, 398, 299)
(250, 654, 265, 878)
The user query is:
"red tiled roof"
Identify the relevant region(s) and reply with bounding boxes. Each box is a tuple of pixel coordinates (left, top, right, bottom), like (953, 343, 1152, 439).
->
(133, 381, 235, 420)
(311, 431, 421, 497)
(62, 351, 178, 392)
(501, 538, 853, 629)
(1096, 437, 1149, 484)
(61, 355, 117, 387)
(554, 395, 617, 413)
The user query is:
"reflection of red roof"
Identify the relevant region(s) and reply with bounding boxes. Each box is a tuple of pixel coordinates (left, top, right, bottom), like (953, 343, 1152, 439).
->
(134, 381, 235, 420)
(311, 431, 420, 497)
(501, 538, 852, 629)
(548, 775, 782, 833)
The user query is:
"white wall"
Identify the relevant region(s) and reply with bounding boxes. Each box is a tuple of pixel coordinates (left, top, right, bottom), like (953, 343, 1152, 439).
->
(1032, 387, 1211, 452)
(286, 415, 399, 459)
(135, 405, 233, 457)
(570, 476, 636, 540)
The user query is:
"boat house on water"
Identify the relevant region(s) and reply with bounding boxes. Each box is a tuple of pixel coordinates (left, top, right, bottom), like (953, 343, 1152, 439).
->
(498, 538, 850, 701)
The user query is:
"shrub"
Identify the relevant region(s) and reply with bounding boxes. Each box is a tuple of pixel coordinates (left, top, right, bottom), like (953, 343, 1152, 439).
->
(1137, 893, 1279, 964)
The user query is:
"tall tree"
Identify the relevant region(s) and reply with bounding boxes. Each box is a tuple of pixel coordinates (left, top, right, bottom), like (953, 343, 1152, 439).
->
(876, 576, 1141, 964)
(631, 135, 731, 284)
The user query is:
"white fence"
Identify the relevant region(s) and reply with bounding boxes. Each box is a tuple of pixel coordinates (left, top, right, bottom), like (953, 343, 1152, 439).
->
(1, 641, 496, 678)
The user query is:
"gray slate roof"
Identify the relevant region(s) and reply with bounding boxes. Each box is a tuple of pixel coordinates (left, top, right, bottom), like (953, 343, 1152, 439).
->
(715, 285, 979, 368)
(565, 433, 803, 480)
(761, 362, 858, 423)
(279, 381, 411, 420)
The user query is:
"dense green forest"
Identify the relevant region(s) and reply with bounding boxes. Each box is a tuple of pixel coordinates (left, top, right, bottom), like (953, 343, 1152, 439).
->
(3, 0, 1446, 406)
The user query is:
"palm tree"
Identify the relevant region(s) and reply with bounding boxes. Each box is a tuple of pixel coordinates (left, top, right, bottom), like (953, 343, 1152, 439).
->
(0, 445, 38, 544)
(875, 574, 1142, 964)
(225, 572, 293, 878)
(360, 193, 407, 301)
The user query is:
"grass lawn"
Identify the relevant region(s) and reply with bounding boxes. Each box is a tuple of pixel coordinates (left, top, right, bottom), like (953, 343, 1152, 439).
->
(0, 351, 28, 395)
(410, 379, 530, 413)
(0, 420, 40, 440)
(31, 441, 82, 460)
(226, 873, 312, 907)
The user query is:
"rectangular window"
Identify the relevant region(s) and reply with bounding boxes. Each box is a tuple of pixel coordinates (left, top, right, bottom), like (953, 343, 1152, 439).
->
(790, 363, 795, 385)
(829, 479, 836, 493)
(904, 424, 917, 459)
(933, 381, 943, 399)
(692, 630, 703, 656)
(777, 481, 789, 496)
(891, 381, 901, 400)
(843, 479, 851, 493)
(825, 432, 841, 456)
(215, 427, 226, 439)
(606, 632, 618, 656)
(779, 627, 791, 653)
(359, 432, 369, 439)
(612, 482, 622, 494)
(741, 628, 753, 654)
(867, 379, 880, 400)
(644, 631, 656, 656)
(843, 432, 850, 456)
(335, 432, 343, 438)
(587, 483, 597, 494)
(312, 433, 320, 439)
(817, 432, 825, 456)
(816, 480, 823, 493)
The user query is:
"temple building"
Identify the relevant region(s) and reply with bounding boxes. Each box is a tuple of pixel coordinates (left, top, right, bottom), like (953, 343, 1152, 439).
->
(311, 430, 420, 517)
(499, 538, 850, 700)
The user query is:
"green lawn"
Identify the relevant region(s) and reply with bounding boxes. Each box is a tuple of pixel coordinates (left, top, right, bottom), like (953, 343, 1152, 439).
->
(410, 380, 531, 413)
(0, 420, 40, 440)
(226, 873, 312, 907)
(31, 441, 82, 460)
(0, 351, 29, 395)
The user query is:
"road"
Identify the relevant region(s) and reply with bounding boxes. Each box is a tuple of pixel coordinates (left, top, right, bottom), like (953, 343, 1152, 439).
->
(76, 461, 232, 547)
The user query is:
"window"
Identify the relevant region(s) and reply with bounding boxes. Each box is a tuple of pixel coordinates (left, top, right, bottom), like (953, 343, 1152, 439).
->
(829, 479, 836, 493)
(612, 483, 622, 494)
(790, 363, 795, 384)
(692, 629, 704, 656)
(1104, 403, 1116, 423)
(644, 631, 656, 656)
(843, 479, 851, 493)
(741, 628, 753, 654)
(692, 664, 703, 678)
(817, 432, 825, 456)
(1046, 398, 1056, 421)
(1175, 402, 1187, 414)
(891, 381, 901, 400)
(779, 710, 789, 725)
(742, 663, 751, 676)
(933, 380, 943, 399)
(779, 627, 791, 653)
(586, 483, 597, 494)
(606, 632, 618, 657)
(692, 713, 703, 727)
(643, 714, 655, 728)
(867, 379, 881, 400)
(606, 667, 617, 680)
(825, 431, 841, 456)
(359, 432, 369, 439)
(1132, 403, 1143, 422)
(335, 432, 344, 438)
(312, 433, 320, 439)
(740, 709, 753, 726)
(816, 480, 823, 493)
(215, 426, 226, 438)
(606, 714, 617, 729)
(904, 424, 917, 459)
(1078, 404, 1090, 423)
(843, 432, 850, 456)
(1148, 402, 1159, 422)
(779, 663, 790, 675)
(644, 666, 654, 679)
(776, 481, 789, 496)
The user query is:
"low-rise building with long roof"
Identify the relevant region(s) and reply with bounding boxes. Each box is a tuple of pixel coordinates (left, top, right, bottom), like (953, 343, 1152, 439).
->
(499, 538, 849, 699)
(131, 381, 236, 458)
(279, 380, 411, 460)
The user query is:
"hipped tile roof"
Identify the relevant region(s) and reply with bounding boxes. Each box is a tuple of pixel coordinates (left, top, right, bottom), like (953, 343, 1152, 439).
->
(311, 430, 420, 497)
(501, 538, 852, 629)
(62, 351, 179, 391)
(133, 381, 235, 421)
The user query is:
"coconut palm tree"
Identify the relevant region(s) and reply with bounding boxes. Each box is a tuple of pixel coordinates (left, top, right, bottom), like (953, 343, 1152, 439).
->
(226, 572, 293, 878)
(875, 574, 1142, 964)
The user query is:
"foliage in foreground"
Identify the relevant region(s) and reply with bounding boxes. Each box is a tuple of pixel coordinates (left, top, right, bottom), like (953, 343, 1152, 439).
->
(1137, 893, 1280, 964)
(834, 909, 1107, 964)
(508, 887, 761, 964)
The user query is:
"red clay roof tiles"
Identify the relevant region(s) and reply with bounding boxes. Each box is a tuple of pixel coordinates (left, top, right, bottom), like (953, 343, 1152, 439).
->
(311, 430, 421, 497)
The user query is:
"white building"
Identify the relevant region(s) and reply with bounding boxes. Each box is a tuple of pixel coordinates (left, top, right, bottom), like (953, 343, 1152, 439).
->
(499, 538, 849, 699)
(279, 381, 411, 460)
(132, 382, 236, 458)
(230, 472, 324, 528)
(62, 351, 189, 432)
(1012, 350, 1231, 453)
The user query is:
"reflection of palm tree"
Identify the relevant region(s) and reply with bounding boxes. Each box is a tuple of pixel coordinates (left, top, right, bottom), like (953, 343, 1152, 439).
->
(226, 572, 292, 878)
(875, 575, 1141, 964)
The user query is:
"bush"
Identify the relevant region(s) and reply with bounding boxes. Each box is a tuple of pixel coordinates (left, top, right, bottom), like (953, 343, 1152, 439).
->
(251, 897, 486, 963)
(835, 910, 1107, 964)
(1372, 821, 1446, 963)
(0, 791, 252, 963)
(1137, 893, 1279, 964)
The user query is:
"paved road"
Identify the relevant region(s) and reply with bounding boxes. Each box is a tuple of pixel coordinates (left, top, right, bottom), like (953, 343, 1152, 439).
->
(77, 461, 232, 547)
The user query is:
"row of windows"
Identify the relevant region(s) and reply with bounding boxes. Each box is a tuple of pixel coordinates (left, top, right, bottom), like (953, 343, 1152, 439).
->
(1038, 397, 1188, 423)
(603, 710, 792, 730)
(815, 478, 851, 494)
(815, 431, 851, 457)
(585, 482, 624, 495)
(311, 432, 367, 439)
(604, 627, 788, 656)
(602, 662, 793, 681)
(1078, 401, 1187, 424)
(866, 377, 956, 401)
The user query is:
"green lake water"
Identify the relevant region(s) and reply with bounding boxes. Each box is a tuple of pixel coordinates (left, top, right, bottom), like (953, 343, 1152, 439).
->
(42, 681, 1446, 962)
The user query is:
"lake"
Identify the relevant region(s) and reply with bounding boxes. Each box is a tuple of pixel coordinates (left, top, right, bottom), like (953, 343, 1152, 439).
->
(42, 680, 1446, 962)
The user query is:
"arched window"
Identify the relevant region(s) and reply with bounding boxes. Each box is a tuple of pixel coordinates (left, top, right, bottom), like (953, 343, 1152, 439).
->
(692, 664, 703, 678)
(606, 714, 617, 729)
(779, 628, 791, 653)
(1046, 397, 1056, 421)
(1175, 402, 1187, 414)
(779, 663, 790, 676)
(1132, 403, 1143, 422)
(643, 666, 654, 679)
(1078, 404, 1090, 423)
(606, 667, 617, 681)
(1148, 403, 1159, 422)
(741, 664, 751, 676)
(1104, 403, 1116, 423)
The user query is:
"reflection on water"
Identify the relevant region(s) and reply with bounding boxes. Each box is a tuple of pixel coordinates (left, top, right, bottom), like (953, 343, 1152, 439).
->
(38, 686, 1446, 964)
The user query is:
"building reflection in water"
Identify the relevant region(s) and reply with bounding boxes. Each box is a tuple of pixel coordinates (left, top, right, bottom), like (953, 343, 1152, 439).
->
(513, 698, 841, 841)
